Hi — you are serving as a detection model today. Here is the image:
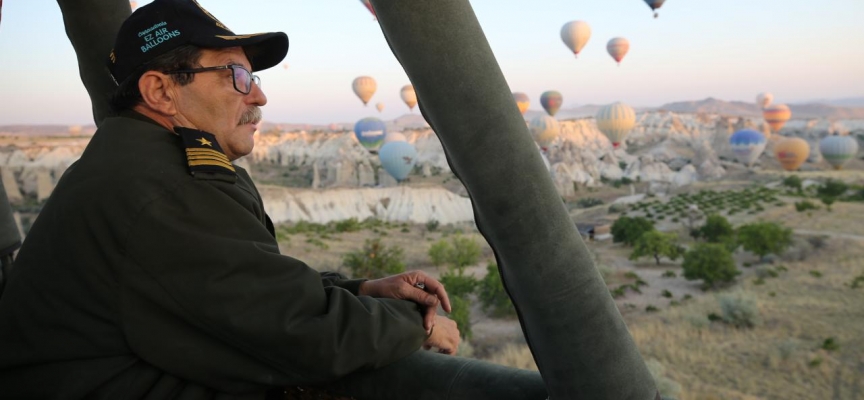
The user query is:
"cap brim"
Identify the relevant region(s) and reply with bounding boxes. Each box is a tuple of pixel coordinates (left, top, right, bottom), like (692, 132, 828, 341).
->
(194, 32, 289, 72)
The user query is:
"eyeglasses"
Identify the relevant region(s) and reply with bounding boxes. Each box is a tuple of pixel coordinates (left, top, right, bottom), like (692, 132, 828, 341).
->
(166, 65, 261, 95)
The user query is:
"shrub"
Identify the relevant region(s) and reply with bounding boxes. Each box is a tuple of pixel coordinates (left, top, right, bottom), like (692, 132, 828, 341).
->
(428, 235, 481, 268)
(478, 263, 517, 318)
(645, 305, 659, 313)
(821, 337, 840, 352)
(737, 221, 793, 261)
(850, 272, 864, 289)
(817, 179, 849, 198)
(661, 270, 677, 278)
(794, 200, 819, 212)
(717, 291, 761, 328)
(645, 359, 683, 399)
(809, 270, 823, 278)
(334, 218, 362, 233)
(661, 290, 673, 298)
(449, 295, 473, 340)
(611, 216, 654, 246)
(342, 239, 406, 279)
(577, 197, 604, 208)
(629, 230, 684, 265)
(425, 219, 440, 232)
(682, 243, 739, 289)
(439, 267, 478, 299)
(608, 203, 628, 214)
(819, 195, 836, 211)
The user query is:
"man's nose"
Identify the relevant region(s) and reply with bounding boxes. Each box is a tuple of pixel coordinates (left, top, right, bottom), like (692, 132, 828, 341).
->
(247, 81, 267, 107)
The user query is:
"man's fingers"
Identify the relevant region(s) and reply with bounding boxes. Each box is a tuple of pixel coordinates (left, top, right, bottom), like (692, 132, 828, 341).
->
(420, 277, 452, 313)
(423, 306, 437, 333)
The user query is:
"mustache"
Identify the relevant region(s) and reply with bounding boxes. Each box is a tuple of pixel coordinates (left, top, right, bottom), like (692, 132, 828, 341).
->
(239, 107, 262, 126)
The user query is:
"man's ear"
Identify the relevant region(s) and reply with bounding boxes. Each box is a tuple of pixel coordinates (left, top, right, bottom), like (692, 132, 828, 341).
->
(138, 71, 178, 116)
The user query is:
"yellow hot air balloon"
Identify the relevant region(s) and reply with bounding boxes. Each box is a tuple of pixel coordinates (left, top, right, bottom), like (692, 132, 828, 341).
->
(376, 102, 385, 113)
(513, 92, 530, 115)
(596, 102, 636, 148)
(763, 104, 791, 133)
(400, 85, 418, 110)
(352, 76, 377, 106)
(774, 137, 810, 171)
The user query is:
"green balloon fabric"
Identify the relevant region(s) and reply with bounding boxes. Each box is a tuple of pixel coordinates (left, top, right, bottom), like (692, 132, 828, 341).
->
(56, 0, 131, 127)
(368, 0, 658, 398)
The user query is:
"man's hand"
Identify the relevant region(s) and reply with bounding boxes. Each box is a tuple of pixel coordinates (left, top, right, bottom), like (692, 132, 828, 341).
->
(423, 315, 460, 355)
(358, 271, 451, 334)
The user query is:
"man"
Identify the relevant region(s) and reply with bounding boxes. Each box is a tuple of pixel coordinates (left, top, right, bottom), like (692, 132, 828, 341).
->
(0, 0, 462, 398)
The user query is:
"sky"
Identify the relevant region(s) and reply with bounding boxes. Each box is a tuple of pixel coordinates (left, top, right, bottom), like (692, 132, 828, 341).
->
(1, 0, 863, 125)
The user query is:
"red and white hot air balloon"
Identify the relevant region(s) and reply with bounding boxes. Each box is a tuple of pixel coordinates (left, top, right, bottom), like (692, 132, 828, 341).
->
(606, 37, 630, 66)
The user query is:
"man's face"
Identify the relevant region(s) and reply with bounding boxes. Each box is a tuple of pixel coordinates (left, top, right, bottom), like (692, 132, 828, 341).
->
(172, 47, 266, 161)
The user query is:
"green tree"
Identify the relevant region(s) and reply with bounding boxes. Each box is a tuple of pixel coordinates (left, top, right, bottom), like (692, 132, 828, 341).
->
(611, 216, 654, 246)
(737, 222, 793, 261)
(682, 243, 739, 289)
(782, 175, 803, 193)
(478, 263, 517, 318)
(697, 214, 735, 245)
(342, 238, 406, 279)
(819, 195, 836, 211)
(817, 179, 848, 198)
(449, 295, 473, 340)
(427, 235, 482, 268)
(629, 231, 684, 265)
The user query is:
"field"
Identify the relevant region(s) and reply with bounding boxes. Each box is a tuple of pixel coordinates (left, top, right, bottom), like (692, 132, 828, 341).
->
(273, 178, 864, 400)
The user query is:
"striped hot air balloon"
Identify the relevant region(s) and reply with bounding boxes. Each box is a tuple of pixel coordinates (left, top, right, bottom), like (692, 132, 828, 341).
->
(560, 21, 591, 57)
(353, 117, 387, 152)
(359, 0, 377, 19)
(400, 85, 418, 111)
(540, 91, 563, 117)
(352, 76, 377, 106)
(606, 37, 630, 66)
(379, 141, 417, 182)
(596, 102, 636, 148)
(819, 134, 859, 170)
(774, 137, 810, 171)
(763, 104, 791, 133)
(644, 0, 666, 18)
(729, 129, 767, 167)
(529, 115, 560, 150)
(513, 92, 530, 115)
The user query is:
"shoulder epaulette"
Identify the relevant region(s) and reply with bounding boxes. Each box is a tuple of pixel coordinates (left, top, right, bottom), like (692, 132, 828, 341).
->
(174, 127, 237, 181)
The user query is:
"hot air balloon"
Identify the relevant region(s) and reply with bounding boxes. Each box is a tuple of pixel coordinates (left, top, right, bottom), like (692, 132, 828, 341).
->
(359, 0, 377, 19)
(384, 131, 408, 143)
(540, 91, 563, 117)
(644, 0, 666, 18)
(729, 129, 767, 167)
(560, 21, 591, 58)
(400, 85, 418, 111)
(529, 115, 560, 150)
(596, 102, 636, 148)
(130, 1, 138, 11)
(283, 63, 289, 70)
(763, 104, 791, 133)
(756, 92, 773, 109)
(606, 37, 630, 66)
(819, 134, 859, 170)
(353, 117, 387, 152)
(352, 76, 377, 106)
(376, 103, 385, 113)
(379, 141, 417, 181)
(328, 123, 341, 132)
(774, 137, 810, 171)
(513, 92, 530, 116)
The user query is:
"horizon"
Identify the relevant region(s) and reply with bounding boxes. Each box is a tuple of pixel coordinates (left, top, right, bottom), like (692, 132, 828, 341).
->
(1, 0, 863, 125)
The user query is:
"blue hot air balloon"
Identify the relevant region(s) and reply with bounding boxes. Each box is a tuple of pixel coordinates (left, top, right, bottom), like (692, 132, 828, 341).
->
(378, 141, 418, 181)
(353, 117, 387, 151)
(729, 129, 767, 167)
(644, 0, 666, 18)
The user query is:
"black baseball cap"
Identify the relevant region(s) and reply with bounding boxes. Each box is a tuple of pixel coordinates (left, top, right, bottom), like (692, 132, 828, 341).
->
(108, 0, 288, 85)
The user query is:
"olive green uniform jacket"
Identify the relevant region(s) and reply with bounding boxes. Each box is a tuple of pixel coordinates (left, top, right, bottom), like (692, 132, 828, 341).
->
(0, 111, 427, 399)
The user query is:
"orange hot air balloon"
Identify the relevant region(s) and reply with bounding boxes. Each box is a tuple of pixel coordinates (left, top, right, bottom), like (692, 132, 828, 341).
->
(774, 137, 810, 171)
(763, 104, 791, 133)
